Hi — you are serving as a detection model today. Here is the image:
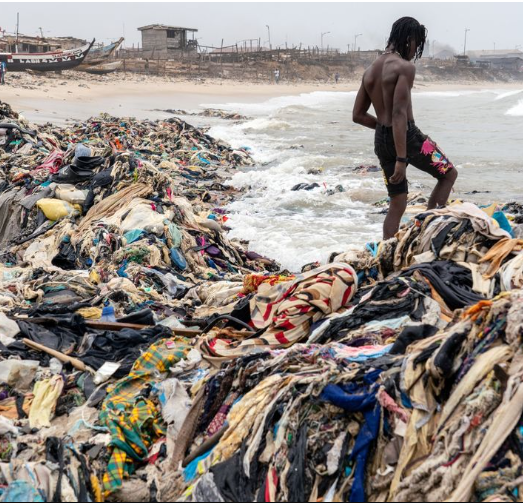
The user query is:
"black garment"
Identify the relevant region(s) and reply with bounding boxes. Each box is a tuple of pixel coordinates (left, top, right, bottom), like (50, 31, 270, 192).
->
(117, 309, 155, 326)
(0, 122, 37, 137)
(51, 164, 97, 184)
(390, 324, 439, 355)
(83, 168, 113, 212)
(210, 443, 251, 502)
(51, 242, 82, 270)
(431, 220, 457, 257)
(46, 437, 66, 502)
(78, 325, 172, 377)
(433, 329, 468, 376)
(229, 294, 253, 325)
(73, 156, 104, 170)
(321, 277, 429, 342)
(403, 261, 485, 310)
(16, 315, 85, 354)
(286, 423, 308, 502)
(413, 342, 441, 367)
(291, 182, 320, 192)
(15, 301, 93, 317)
(374, 121, 455, 196)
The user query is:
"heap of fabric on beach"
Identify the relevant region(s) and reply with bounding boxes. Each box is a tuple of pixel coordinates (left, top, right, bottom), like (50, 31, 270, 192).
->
(2, 98, 523, 502)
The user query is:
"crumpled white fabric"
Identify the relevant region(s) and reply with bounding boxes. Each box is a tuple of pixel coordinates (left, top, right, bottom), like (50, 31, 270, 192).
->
(432, 202, 511, 240)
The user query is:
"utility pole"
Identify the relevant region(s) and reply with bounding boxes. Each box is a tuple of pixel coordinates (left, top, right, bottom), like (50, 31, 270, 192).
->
(354, 33, 362, 52)
(463, 28, 470, 56)
(266, 25, 271, 50)
(432, 39, 436, 58)
(321, 31, 330, 52)
(16, 12, 19, 52)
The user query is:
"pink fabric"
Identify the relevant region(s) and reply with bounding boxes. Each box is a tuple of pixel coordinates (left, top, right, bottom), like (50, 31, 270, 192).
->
(421, 139, 435, 156)
(34, 150, 64, 174)
(377, 388, 410, 423)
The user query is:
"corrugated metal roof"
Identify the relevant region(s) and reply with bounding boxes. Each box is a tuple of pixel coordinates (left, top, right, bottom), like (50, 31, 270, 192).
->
(137, 24, 198, 32)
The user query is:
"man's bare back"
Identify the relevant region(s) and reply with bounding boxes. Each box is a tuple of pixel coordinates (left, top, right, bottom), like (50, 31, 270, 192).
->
(362, 54, 415, 127)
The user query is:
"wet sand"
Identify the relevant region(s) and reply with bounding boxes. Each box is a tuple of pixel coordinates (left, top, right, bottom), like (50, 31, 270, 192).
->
(1, 75, 522, 124)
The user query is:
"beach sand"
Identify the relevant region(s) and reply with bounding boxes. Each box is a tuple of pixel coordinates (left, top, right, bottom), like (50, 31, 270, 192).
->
(1, 72, 522, 124)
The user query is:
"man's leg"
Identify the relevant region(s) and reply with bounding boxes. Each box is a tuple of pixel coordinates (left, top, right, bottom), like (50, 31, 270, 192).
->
(384, 193, 408, 240)
(427, 168, 458, 210)
(408, 132, 458, 210)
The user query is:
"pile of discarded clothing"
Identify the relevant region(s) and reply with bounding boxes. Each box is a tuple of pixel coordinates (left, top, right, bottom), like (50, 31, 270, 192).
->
(174, 292, 523, 503)
(159, 108, 250, 121)
(0, 100, 283, 324)
(2, 99, 523, 502)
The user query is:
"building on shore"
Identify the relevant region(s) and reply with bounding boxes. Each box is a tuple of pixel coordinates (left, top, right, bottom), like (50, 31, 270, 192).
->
(137, 24, 198, 59)
(467, 49, 523, 71)
(0, 34, 86, 53)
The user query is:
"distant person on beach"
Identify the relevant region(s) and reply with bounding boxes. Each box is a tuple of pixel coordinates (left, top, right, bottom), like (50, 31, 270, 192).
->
(352, 17, 457, 239)
(0, 61, 6, 85)
(335, 72, 340, 84)
(274, 68, 280, 84)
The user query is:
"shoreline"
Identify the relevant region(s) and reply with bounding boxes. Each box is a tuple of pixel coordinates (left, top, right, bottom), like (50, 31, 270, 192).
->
(1, 72, 522, 124)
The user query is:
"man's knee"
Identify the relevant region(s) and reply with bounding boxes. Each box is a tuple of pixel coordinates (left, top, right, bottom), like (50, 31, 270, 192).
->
(445, 167, 458, 183)
(389, 193, 408, 212)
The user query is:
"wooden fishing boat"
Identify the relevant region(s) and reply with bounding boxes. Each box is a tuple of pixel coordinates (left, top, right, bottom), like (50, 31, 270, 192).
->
(83, 37, 124, 66)
(0, 39, 94, 72)
(81, 60, 123, 75)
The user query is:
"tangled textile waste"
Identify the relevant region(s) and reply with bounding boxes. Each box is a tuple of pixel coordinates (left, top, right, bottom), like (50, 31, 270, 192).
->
(1, 100, 523, 502)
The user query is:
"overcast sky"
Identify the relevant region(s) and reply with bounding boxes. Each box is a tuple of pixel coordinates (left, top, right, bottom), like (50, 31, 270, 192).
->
(1, 2, 522, 53)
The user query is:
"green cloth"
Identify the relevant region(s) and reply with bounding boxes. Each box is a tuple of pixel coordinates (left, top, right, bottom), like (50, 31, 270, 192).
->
(100, 338, 190, 496)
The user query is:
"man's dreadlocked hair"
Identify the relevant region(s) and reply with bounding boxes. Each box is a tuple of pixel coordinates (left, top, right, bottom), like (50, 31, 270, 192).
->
(387, 17, 427, 61)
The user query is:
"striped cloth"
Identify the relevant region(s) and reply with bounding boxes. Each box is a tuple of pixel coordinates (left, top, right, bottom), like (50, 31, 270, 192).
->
(200, 263, 358, 357)
(100, 338, 190, 497)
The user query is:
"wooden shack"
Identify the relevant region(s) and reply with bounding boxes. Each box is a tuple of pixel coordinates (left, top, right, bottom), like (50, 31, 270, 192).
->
(137, 24, 198, 59)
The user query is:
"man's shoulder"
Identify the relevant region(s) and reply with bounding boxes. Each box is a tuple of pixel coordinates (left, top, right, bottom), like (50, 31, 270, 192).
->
(397, 60, 416, 75)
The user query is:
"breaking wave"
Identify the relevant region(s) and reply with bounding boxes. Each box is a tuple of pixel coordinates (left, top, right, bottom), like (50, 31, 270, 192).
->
(506, 99, 523, 116)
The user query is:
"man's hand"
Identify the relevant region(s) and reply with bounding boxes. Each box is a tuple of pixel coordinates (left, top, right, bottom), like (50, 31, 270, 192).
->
(389, 161, 407, 185)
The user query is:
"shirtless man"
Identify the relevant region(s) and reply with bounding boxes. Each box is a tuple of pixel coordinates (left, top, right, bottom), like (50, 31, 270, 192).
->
(353, 17, 457, 239)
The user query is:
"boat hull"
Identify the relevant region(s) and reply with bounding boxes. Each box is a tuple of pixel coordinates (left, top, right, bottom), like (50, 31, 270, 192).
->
(0, 40, 94, 72)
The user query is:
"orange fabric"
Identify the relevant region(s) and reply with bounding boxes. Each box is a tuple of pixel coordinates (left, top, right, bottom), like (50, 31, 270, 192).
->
(479, 238, 523, 279)
(242, 274, 295, 294)
(0, 395, 33, 420)
(463, 300, 493, 320)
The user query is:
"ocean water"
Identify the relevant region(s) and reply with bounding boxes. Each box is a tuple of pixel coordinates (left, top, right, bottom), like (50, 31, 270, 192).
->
(202, 88, 523, 271)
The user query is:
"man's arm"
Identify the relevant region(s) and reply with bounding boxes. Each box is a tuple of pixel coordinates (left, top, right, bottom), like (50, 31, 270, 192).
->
(390, 63, 415, 184)
(352, 78, 377, 130)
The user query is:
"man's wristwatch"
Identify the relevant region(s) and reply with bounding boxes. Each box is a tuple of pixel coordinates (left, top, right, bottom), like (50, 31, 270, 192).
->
(396, 156, 409, 164)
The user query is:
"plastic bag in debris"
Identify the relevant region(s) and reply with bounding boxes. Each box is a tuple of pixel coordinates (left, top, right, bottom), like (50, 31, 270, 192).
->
(154, 378, 191, 433)
(166, 221, 183, 248)
(119, 201, 173, 235)
(0, 416, 18, 436)
(0, 359, 39, 392)
(0, 312, 19, 346)
(93, 361, 121, 385)
(36, 198, 81, 221)
(0, 481, 44, 503)
(74, 143, 92, 159)
(53, 184, 88, 205)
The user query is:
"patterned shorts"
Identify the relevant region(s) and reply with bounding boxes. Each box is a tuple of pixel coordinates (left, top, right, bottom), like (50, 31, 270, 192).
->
(374, 121, 455, 196)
